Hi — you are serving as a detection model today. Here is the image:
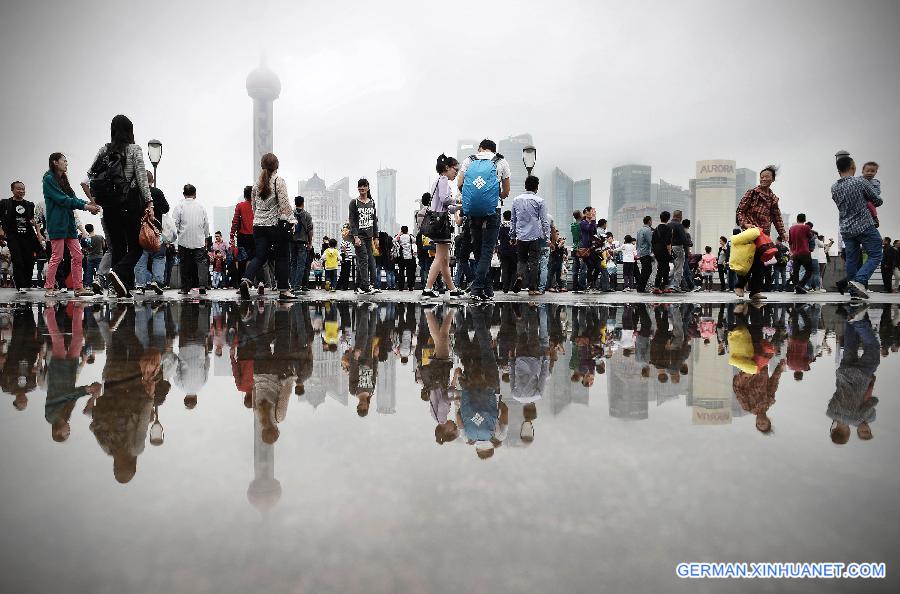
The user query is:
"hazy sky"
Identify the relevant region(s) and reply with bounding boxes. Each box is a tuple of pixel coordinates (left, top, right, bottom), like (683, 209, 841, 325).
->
(1, 0, 898, 239)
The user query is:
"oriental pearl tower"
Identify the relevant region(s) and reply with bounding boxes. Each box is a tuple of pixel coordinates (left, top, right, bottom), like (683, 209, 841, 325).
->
(246, 59, 281, 178)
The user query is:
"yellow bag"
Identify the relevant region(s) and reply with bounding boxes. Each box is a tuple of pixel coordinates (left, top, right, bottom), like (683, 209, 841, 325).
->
(372, 239, 380, 257)
(729, 228, 760, 276)
(727, 327, 757, 373)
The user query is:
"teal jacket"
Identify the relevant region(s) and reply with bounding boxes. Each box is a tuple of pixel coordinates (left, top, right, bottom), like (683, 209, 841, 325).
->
(42, 170, 87, 240)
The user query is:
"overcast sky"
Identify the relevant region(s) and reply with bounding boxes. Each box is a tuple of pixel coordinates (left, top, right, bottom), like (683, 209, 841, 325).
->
(1, 0, 898, 239)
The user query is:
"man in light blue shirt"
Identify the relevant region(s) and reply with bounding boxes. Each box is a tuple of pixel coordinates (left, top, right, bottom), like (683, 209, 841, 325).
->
(636, 215, 654, 292)
(510, 175, 550, 295)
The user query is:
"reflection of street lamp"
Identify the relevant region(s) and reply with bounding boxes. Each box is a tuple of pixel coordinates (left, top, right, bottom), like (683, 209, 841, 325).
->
(522, 145, 537, 176)
(147, 139, 162, 187)
(149, 404, 164, 446)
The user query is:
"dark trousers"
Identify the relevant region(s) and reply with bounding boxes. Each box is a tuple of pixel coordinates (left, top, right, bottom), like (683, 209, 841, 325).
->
(653, 250, 671, 289)
(244, 226, 290, 290)
(735, 250, 765, 294)
(290, 241, 308, 288)
(105, 209, 143, 289)
(397, 258, 416, 290)
(572, 253, 585, 290)
(7, 234, 36, 289)
(515, 240, 541, 290)
(623, 261, 636, 289)
(500, 254, 517, 291)
(547, 258, 563, 289)
(717, 264, 727, 290)
(792, 253, 814, 289)
(469, 212, 500, 295)
(325, 269, 337, 289)
(338, 258, 354, 289)
(302, 247, 313, 290)
(585, 256, 598, 288)
(637, 255, 653, 292)
(354, 237, 374, 290)
(178, 246, 209, 290)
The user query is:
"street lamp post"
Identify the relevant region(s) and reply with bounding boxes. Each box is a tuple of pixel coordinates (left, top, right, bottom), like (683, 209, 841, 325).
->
(523, 145, 537, 177)
(147, 139, 163, 187)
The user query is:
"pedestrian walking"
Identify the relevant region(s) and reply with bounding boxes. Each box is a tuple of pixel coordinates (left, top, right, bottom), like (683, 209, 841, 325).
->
(421, 154, 464, 300)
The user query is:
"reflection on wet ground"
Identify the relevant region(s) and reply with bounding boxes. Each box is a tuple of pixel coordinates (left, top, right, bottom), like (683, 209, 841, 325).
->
(0, 299, 898, 593)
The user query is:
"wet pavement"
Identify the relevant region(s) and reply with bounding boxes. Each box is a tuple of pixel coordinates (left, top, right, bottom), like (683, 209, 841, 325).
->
(0, 299, 897, 594)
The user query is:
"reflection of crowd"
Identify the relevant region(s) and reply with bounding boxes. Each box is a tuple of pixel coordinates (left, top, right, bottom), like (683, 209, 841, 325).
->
(0, 299, 895, 484)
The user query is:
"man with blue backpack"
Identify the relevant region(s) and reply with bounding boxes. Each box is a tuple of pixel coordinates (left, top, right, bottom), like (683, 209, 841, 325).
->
(457, 139, 511, 302)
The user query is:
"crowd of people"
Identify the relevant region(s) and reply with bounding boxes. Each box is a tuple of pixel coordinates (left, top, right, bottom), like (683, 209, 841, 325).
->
(2, 298, 893, 482)
(1, 125, 895, 302)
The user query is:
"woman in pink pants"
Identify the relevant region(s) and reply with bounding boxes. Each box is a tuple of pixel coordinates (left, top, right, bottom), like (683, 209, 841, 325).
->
(42, 153, 100, 297)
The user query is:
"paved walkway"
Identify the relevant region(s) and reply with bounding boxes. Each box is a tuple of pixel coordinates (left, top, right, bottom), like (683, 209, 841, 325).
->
(2, 287, 899, 305)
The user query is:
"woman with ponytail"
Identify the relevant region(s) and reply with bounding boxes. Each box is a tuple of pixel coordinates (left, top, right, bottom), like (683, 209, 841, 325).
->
(420, 154, 463, 300)
(239, 153, 297, 301)
(43, 153, 101, 297)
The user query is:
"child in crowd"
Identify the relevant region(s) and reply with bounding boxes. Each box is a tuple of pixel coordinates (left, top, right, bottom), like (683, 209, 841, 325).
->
(311, 253, 323, 289)
(700, 246, 718, 291)
(324, 238, 339, 292)
(861, 161, 881, 227)
(211, 250, 225, 289)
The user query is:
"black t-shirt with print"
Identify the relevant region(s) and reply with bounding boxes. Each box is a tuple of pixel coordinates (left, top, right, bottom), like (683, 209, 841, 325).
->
(0, 198, 36, 236)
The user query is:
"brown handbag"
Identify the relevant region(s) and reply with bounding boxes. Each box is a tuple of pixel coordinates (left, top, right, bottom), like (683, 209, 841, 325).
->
(139, 207, 161, 252)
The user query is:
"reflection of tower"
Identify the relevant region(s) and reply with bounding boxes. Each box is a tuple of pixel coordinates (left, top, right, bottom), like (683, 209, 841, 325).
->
(247, 416, 281, 515)
(376, 356, 396, 414)
(246, 60, 282, 179)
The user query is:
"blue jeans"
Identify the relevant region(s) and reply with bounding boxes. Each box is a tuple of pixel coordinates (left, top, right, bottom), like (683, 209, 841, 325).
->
(83, 256, 102, 286)
(538, 246, 550, 292)
(772, 266, 786, 291)
(454, 257, 473, 288)
(843, 227, 882, 286)
(469, 212, 500, 295)
(135, 244, 167, 286)
(290, 242, 308, 288)
(809, 258, 821, 289)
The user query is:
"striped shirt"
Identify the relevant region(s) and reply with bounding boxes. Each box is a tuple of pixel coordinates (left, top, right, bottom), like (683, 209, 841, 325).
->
(171, 198, 209, 249)
(250, 176, 294, 227)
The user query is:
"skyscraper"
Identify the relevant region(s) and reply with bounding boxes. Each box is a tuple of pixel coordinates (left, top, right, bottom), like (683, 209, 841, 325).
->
(574, 179, 591, 212)
(735, 168, 757, 211)
(657, 179, 692, 221)
(498, 133, 533, 201)
(456, 139, 479, 164)
(694, 160, 737, 251)
(299, 173, 339, 244)
(548, 167, 574, 228)
(376, 168, 397, 235)
(245, 61, 281, 179)
(609, 165, 652, 217)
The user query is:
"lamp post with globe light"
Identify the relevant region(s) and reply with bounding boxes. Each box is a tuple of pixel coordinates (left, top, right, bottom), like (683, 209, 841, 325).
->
(523, 145, 537, 176)
(147, 139, 162, 187)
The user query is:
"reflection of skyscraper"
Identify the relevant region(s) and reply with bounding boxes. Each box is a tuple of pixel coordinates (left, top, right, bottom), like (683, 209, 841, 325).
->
(246, 62, 281, 179)
(376, 356, 396, 414)
(247, 416, 281, 516)
(574, 179, 591, 211)
(376, 168, 397, 235)
(498, 134, 533, 200)
(608, 351, 649, 420)
(690, 331, 734, 425)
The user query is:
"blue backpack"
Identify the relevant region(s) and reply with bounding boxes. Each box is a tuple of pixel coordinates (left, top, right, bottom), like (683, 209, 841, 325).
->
(462, 154, 503, 217)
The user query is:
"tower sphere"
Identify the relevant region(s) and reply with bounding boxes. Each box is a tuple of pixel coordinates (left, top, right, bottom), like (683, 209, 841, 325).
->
(246, 65, 281, 100)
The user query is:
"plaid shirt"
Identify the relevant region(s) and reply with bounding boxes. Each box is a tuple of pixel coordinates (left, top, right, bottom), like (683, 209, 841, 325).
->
(736, 186, 787, 240)
(831, 176, 882, 237)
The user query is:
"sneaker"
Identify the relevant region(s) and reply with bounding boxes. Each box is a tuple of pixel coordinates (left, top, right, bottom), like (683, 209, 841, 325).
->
(370, 287, 381, 294)
(356, 287, 369, 295)
(257, 283, 265, 296)
(847, 303, 870, 323)
(795, 286, 808, 295)
(836, 279, 848, 295)
(74, 288, 96, 298)
(512, 278, 522, 294)
(178, 289, 190, 296)
(17, 288, 27, 295)
(469, 291, 492, 303)
(45, 289, 57, 298)
(420, 289, 439, 300)
(91, 280, 104, 295)
(239, 279, 251, 300)
(849, 281, 869, 299)
(278, 292, 299, 301)
(448, 289, 464, 299)
(108, 271, 128, 298)
(148, 281, 164, 295)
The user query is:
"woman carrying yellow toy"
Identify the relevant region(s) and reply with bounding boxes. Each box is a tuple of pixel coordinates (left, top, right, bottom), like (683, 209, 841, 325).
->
(734, 165, 788, 300)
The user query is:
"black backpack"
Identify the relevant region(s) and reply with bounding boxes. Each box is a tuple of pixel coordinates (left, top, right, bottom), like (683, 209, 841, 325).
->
(88, 144, 131, 207)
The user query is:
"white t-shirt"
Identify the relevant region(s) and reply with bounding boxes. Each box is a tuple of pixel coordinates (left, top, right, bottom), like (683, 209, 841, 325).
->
(459, 151, 512, 181)
(618, 243, 636, 263)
